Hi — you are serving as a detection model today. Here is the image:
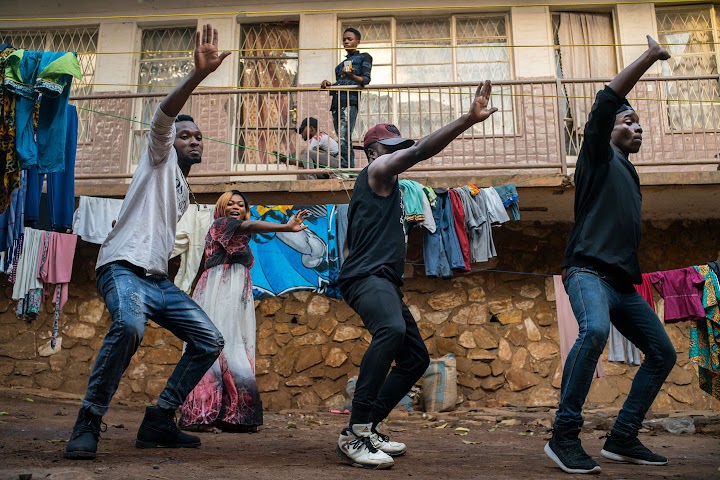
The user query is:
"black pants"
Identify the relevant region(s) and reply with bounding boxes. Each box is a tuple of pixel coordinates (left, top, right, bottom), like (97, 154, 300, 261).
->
(341, 275, 430, 425)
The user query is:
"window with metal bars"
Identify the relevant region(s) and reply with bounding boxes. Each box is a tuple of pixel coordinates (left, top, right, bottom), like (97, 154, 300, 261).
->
(235, 22, 299, 165)
(0, 27, 98, 143)
(656, 5, 720, 131)
(130, 26, 195, 165)
(341, 15, 513, 139)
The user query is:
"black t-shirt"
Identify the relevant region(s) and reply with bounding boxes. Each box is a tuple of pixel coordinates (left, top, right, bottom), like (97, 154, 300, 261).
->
(338, 167, 406, 287)
(563, 86, 642, 290)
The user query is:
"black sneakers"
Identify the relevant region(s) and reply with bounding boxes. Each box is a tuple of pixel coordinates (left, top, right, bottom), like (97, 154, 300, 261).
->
(64, 407, 106, 459)
(544, 431, 602, 474)
(136, 406, 201, 449)
(601, 432, 668, 465)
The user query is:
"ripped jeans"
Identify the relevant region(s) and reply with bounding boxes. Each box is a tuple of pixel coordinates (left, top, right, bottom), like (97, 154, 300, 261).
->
(83, 261, 224, 417)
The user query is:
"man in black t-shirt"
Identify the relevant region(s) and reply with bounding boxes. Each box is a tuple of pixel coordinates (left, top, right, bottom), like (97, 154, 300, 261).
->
(545, 37, 677, 475)
(335, 81, 497, 470)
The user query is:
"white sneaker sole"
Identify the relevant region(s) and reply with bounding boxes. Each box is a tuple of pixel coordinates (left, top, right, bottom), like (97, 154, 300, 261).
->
(336, 445, 394, 469)
(544, 443, 602, 474)
(381, 447, 406, 457)
(600, 449, 668, 465)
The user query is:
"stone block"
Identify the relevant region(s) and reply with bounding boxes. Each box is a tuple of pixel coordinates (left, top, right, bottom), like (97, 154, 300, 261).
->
(77, 298, 106, 325)
(296, 346, 322, 372)
(481, 375, 505, 391)
(424, 310, 451, 324)
(504, 325, 527, 346)
(275, 323, 292, 334)
(545, 277, 555, 302)
(257, 372, 281, 392)
(333, 325, 363, 342)
(318, 316, 338, 336)
(428, 290, 467, 311)
(435, 337, 466, 357)
(292, 291, 312, 302)
(255, 357, 271, 375)
(524, 318, 542, 342)
(511, 348, 529, 370)
(472, 326, 499, 349)
(38, 337, 62, 357)
(286, 374, 313, 387)
(467, 349, 496, 361)
(526, 387, 559, 407)
(284, 301, 305, 315)
(297, 331, 328, 346)
(455, 356, 473, 373)
(515, 299, 535, 311)
(313, 379, 341, 400)
(472, 362, 492, 377)
(467, 287, 486, 302)
(496, 310, 522, 325)
(413, 322, 432, 341)
(490, 359, 506, 376)
(70, 346, 96, 362)
(488, 298, 513, 315)
(350, 344, 366, 366)
(438, 323, 458, 338)
(520, 285, 542, 299)
(265, 390, 293, 410)
(497, 338, 513, 362)
(14, 360, 48, 376)
(295, 389, 321, 408)
(274, 346, 300, 376)
(143, 345, 181, 365)
(49, 354, 67, 372)
(505, 369, 540, 392)
(587, 378, 619, 405)
(63, 323, 96, 340)
(458, 331, 476, 349)
(323, 393, 347, 410)
(667, 384, 694, 404)
(0, 331, 36, 359)
(669, 366, 694, 386)
(307, 296, 330, 315)
(527, 341, 559, 361)
(259, 297, 283, 316)
(325, 347, 348, 368)
(536, 311, 555, 327)
(453, 303, 488, 325)
(458, 373, 482, 389)
(35, 371, 64, 390)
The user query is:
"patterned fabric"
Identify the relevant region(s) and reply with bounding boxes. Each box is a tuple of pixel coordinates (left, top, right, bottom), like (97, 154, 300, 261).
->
(0, 47, 20, 213)
(203, 217, 254, 270)
(690, 265, 720, 400)
(16, 288, 41, 321)
(180, 216, 262, 430)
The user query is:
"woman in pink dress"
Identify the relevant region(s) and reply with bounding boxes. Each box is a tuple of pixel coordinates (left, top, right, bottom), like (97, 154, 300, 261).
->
(180, 190, 308, 432)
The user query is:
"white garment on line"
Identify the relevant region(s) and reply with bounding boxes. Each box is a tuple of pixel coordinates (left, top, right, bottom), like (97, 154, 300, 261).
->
(480, 187, 510, 224)
(608, 326, 642, 365)
(72, 196, 123, 244)
(11, 227, 44, 300)
(419, 191, 436, 233)
(171, 205, 214, 293)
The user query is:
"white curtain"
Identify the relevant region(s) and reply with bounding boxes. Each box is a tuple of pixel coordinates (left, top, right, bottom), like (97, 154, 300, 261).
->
(558, 13, 617, 132)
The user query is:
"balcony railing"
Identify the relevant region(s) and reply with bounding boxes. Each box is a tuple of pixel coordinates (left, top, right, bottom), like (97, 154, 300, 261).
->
(70, 75, 720, 183)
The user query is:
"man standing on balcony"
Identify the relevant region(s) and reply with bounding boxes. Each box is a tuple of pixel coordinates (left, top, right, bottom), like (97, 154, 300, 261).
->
(336, 81, 497, 469)
(64, 24, 230, 460)
(545, 36, 677, 475)
(320, 27, 372, 171)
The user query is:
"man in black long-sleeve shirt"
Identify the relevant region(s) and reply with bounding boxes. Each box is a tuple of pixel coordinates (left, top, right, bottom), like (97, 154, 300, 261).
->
(545, 37, 678, 475)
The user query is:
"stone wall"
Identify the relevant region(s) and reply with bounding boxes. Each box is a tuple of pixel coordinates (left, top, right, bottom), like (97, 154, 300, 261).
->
(1, 219, 719, 414)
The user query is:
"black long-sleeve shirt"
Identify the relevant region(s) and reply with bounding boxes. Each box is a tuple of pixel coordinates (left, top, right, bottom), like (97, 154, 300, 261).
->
(562, 86, 642, 290)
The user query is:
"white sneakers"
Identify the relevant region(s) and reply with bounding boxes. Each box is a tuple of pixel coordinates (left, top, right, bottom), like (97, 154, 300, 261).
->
(336, 423, 395, 469)
(370, 430, 407, 457)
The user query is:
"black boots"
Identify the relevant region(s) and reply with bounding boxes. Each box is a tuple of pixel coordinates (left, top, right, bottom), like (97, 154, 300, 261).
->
(601, 431, 668, 465)
(65, 407, 106, 459)
(544, 429, 602, 474)
(136, 405, 201, 449)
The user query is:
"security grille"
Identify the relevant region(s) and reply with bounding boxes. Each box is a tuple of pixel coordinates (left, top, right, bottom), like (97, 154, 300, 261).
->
(236, 22, 299, 164)
(656, 6, 720, 131)
(131, 26, 195, 164)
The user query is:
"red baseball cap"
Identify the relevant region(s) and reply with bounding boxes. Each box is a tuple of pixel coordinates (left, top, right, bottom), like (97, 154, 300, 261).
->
(363, 123, 414, 150)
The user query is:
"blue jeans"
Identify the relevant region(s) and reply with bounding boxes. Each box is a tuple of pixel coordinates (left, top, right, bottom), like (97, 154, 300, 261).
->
(555, 267, 676, 437)
(83, 261, 224, 416)
(332, 105, 358, 169)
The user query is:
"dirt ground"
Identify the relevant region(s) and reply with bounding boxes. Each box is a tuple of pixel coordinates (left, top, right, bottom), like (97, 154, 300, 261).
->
(0, 389, 718, 480)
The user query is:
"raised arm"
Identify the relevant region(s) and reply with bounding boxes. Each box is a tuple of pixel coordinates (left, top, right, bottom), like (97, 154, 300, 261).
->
(159, 24, 231, 117)
(608, 36, 669, 99)
(369, 80, 497, 184)
(238, 209, 310, 234)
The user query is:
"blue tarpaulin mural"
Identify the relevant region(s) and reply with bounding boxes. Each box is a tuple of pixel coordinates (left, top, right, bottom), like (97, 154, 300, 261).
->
(249, 204, 340, 299)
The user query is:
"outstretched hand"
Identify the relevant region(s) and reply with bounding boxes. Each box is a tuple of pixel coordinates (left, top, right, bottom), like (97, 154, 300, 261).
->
(468, 80, 498, 124)
(194, 24, 231, 77)
(286, 209, 310, 232)
(647, 35, 671, 61)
